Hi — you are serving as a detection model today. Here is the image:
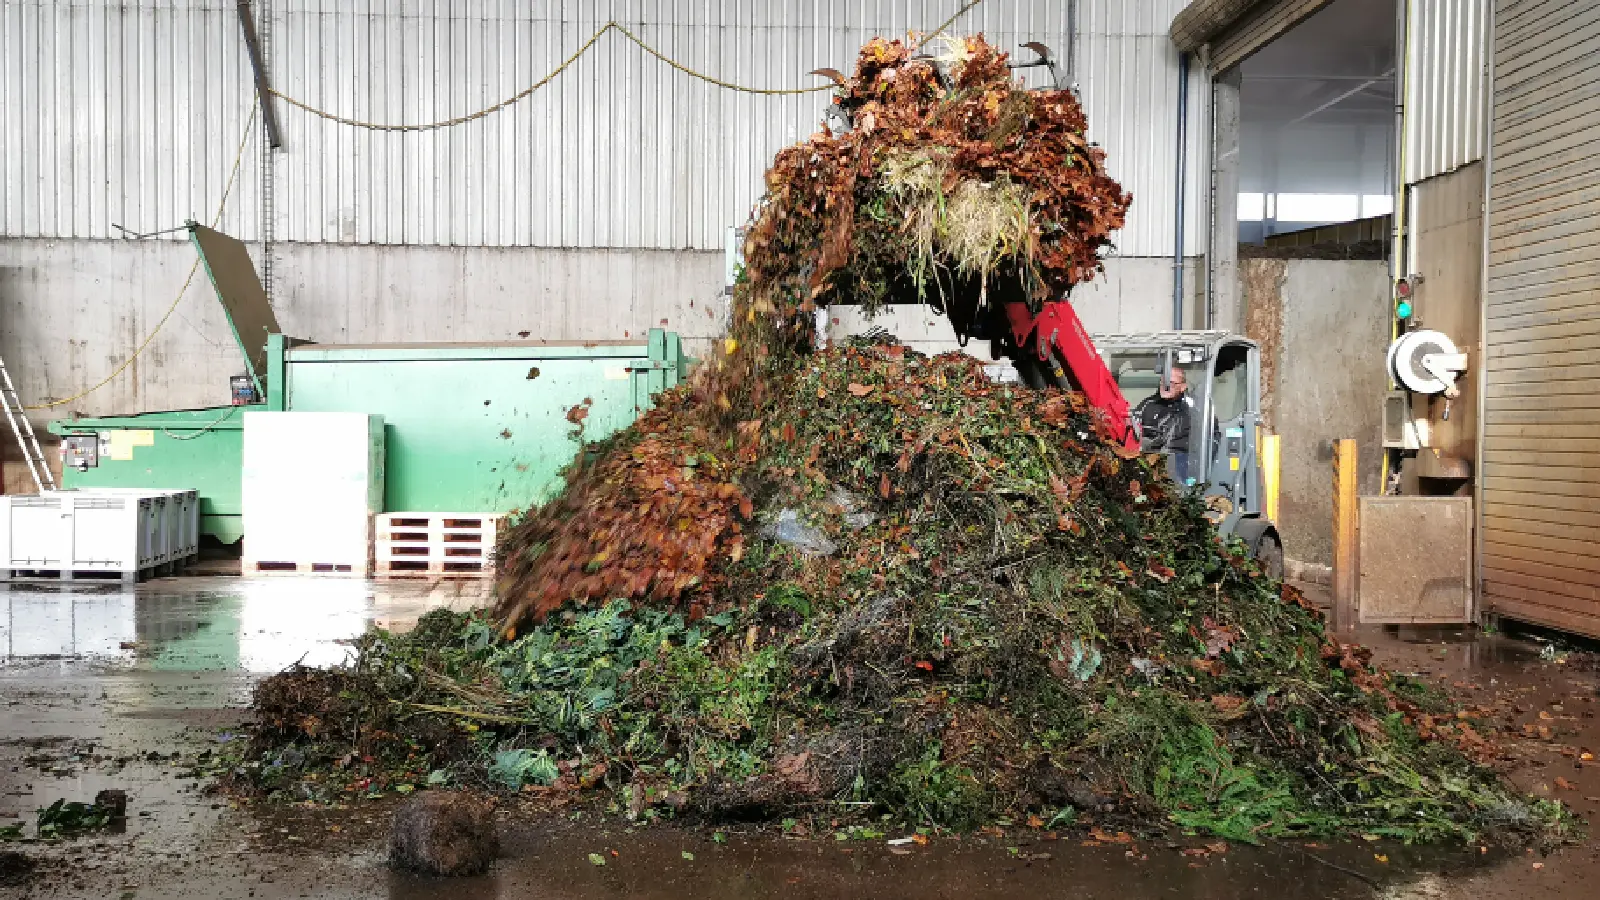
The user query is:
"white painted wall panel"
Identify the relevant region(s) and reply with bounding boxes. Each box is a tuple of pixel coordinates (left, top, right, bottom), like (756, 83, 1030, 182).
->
(1, 0, 1204, 256)
(1403, 0, 1488, 184)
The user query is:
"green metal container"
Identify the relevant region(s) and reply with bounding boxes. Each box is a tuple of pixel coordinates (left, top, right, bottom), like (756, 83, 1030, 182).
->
(272, 329, 684, 513)
(43, 226, 687, 542)
(48, 406, 249, 543)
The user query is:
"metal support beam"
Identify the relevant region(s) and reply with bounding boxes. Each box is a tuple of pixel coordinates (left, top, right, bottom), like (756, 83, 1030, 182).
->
(1287, 68, 1395, 125)
(236, 0, 283, 150)
(1208, 68, 1242, 331)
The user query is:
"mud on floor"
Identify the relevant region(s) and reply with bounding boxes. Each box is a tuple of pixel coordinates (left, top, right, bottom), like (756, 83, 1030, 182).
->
(1, 579, 1597, 899)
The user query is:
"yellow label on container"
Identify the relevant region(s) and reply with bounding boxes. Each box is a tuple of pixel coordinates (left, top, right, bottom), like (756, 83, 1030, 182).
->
(1229, 456, 1240, 471)
(106, 430, 155, 461)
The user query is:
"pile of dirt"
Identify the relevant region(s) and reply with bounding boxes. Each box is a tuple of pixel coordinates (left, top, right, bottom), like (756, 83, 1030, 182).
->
(225, 36, 1573, 847)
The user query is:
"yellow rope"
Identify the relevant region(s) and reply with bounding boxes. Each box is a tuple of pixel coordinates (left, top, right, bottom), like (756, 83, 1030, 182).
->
(612, 22, 834, 95)
(266, 2, 991, 132)
(267, 23, 617, 131)
(27, 2, 996, 410)
(25, 106, 258, 411)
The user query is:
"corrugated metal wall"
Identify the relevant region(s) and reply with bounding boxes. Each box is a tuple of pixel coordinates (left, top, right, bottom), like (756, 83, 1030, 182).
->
(1402, 0, 1487, 184)
(1479, 0, 1600, 639)
(0, 0, 1206, 256)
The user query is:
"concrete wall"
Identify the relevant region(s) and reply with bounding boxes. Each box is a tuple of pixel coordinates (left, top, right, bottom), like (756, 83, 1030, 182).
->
(1242, 258, 1389, 566)
(0, 238, 1188, 492)
(0, 237, 728, 420)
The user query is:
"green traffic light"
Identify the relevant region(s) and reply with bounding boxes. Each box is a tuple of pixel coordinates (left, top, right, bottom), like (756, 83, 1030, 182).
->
(1396, 301, 1413, 319)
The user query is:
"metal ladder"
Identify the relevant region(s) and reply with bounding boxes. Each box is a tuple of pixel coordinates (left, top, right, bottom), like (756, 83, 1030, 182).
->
(0, 352, 57, 492)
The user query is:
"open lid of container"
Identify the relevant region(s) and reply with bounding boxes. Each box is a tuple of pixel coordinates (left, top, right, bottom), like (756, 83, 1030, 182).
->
(187, 221, 281, 397)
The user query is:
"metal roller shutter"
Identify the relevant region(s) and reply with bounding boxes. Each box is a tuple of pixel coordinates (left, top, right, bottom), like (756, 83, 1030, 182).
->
(1480, 0, 1600, 638)
(1210, 0, 1333, 74)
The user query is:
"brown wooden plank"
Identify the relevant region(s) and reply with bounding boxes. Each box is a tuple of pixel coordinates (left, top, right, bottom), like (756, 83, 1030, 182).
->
(1484, 552, 1600, 591)
(1491, 287, 1600, 318)
(1483, 511, 1600, 540)
(1494, 31, 1600, 103)
(1483, 580, 1600, 631)
(1479, 526, 1600, 564)
(1484, 347, 1600, 369)
(1481, 451, 1600, 470)
(1487, 179, 1600, 237)
(1482, 393, 1600, 411)
(1480, 472, 1600, 497)
(1489, 117, 1600, 185)
(1482, 500, 1600, 531)
(1492, 153, 1600, 209)
(1483, 487, 1600, 514)
(1485, 364, 1600, 386)
(1483, 381, 1600, 401)
(1483, 421, 1600, 439)
(1478, 464, 1600, 486)
(1485, 302, 1600, 335)
(1484, 540, 1600, 577)
(1496, 0, 1585, 50)
(1485, 571, 1600, 610)
(1495, 68, 1600, 136)
(1484, 596, 1600, 640)
(1483, 316, 1600, 346)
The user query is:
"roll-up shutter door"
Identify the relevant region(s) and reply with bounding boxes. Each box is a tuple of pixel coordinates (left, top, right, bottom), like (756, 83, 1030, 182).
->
(1480, 0, 1600, 638)
(1170, 0, 1333, 74)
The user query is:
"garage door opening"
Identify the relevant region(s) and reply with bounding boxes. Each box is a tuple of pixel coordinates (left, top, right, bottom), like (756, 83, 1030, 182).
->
(1237, 0, 1397, 254)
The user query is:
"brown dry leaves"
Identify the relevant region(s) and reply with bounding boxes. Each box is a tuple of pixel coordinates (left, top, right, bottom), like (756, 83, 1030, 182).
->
(494, 396, 750, 626)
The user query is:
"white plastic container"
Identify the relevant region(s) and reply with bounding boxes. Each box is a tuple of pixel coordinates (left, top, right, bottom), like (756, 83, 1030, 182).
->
(59, 489, 201, 564)
(242, 412, 385, 576)
(0, 492, 167, 581)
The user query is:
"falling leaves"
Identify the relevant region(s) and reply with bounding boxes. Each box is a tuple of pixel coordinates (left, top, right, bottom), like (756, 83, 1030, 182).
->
(1146, 562, 1176, 583)
(1202, 618, 1238, 658)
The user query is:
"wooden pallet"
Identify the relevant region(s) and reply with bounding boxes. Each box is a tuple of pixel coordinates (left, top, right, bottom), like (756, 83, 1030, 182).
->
(375, 513, 504, 579)
(243, 559, 369, 578)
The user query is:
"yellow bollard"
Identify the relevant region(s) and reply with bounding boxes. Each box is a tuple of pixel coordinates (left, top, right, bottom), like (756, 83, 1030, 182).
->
(1261, 433, 1281, 525)
(1331, 439, 1359, 632)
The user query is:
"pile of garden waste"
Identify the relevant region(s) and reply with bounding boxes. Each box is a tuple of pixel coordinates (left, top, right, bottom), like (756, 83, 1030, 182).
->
(228, 35, 1572, 847)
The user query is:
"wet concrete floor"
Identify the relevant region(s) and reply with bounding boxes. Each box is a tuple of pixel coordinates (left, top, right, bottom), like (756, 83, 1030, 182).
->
(1, 576, 1597, 899)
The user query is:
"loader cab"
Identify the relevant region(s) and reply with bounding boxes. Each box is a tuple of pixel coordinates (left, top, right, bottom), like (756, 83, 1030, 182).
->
(1095, 331, 1282, 578)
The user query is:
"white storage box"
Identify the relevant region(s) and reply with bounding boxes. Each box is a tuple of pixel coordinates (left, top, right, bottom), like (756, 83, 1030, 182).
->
(242, 412, 385, 576)
(0, 492, 169, 582)
(72, 488, 200, 564)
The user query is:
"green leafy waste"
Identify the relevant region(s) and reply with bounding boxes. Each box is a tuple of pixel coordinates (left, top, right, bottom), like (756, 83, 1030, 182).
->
(0, 800, 116, 842)
(226, 347, 1577, 848)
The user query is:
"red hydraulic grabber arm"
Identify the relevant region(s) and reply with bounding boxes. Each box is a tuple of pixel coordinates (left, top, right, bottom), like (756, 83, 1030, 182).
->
(1003, 300, 1140, 453)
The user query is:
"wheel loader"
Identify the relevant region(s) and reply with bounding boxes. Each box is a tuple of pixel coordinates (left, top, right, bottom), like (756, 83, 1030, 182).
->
(740, 42, 1284, 576)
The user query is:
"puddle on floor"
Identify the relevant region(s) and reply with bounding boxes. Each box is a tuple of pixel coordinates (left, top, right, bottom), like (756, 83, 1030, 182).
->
(0, 577, 490, 673)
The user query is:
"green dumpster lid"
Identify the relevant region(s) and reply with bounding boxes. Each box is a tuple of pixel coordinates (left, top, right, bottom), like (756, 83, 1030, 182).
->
(188, 222, 281, 396)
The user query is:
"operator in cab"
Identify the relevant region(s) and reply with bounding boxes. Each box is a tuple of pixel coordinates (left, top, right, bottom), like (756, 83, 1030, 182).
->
(1134, 368, 1192, 483)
